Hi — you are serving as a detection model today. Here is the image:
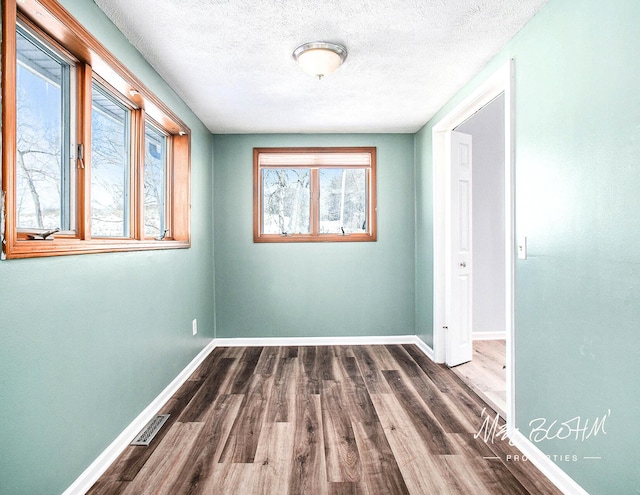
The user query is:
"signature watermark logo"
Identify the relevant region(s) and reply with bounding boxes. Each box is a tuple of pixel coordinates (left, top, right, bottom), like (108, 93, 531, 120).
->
(529, 409, 610, 443)
(474, 408, 512, 445)
(474, 407, 610, 463)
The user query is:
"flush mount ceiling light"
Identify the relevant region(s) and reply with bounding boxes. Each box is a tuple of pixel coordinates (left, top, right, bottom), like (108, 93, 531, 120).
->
(292, 42, 348, 79)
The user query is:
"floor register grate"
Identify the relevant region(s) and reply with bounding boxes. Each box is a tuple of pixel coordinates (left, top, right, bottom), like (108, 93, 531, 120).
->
(130, 414, 170, 446)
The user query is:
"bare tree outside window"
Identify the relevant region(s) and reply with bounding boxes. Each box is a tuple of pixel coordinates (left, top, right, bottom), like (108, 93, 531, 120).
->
(319, 168, 367, 234)
(91, 84, 131, 238)
(254, 148, 376, 242)
(144, 123, 167, 238)
(5, 10, 191, 259)
(262, 168, 311, 235)
(15, 27, 72, 231)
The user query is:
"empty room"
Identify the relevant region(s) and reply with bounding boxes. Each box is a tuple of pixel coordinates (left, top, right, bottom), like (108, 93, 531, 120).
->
(0, 0, 637, 494)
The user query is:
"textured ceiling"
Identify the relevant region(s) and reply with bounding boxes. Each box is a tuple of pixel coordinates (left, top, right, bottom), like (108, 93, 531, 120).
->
(93, 0, 548, 134)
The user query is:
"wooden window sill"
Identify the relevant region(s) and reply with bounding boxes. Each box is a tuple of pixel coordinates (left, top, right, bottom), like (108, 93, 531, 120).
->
(254, 234, 376, 243)
(4, 239, 190, 259)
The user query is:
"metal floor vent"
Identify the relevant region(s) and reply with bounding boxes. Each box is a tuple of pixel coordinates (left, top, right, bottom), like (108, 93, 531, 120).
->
(131, 414, 170, 446)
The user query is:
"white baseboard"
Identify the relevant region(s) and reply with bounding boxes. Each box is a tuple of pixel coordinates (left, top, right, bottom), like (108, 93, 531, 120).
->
(62, 339, 217, 495)
(411, 336, 436, 361)
(472, 331, 507, 340)
(213, 334, 418, 347)
(509, 430, 590, 495)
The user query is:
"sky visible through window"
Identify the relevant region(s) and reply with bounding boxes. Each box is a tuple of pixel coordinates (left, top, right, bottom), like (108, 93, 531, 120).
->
(319, 168, 367, 233)
(91, 84, 130, 237)
(255, 148, 374, 242)
(16, 27, 68, 231)
(15, 26, 162, 239)
(144, 123, 166, 238)
(5, 9, 191, 258)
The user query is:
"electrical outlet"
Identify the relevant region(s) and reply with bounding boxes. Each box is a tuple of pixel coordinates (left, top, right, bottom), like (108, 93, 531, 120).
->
(192, 319, 198, 336)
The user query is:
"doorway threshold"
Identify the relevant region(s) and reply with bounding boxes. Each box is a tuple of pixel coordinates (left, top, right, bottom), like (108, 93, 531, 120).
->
(451, 339, 506, 418)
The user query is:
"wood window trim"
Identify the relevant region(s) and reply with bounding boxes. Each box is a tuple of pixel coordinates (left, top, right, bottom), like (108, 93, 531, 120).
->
(253, 147, 377, 243)
(1, 0, 191, 259)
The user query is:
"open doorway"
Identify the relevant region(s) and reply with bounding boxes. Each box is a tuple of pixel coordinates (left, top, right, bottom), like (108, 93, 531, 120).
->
(451, 94, 507, 417)
(432, 61, 514, 423)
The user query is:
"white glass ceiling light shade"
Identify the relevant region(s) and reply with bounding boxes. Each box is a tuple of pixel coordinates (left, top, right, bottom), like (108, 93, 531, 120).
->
(293, 42, 348, 79)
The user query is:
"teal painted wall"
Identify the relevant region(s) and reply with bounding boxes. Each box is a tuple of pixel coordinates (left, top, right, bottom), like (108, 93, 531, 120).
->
(0, 1, 215, 494)
(415, 0, 640, 493)
(213, 134, 415, 339)
(414, 128, 434, 347)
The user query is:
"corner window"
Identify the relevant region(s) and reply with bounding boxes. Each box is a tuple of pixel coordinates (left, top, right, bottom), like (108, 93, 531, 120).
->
(254, 147, 377, 242)
(2, 0, 191, 258)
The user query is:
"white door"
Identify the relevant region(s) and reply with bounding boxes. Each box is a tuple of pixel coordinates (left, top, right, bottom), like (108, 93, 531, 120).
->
(446, 131, 473, 366)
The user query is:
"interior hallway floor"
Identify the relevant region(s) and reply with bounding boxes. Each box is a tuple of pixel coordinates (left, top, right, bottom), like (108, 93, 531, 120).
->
(452, 339, 507, 418)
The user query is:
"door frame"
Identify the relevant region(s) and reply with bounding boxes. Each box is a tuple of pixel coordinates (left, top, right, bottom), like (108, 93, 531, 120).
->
(432, 60, 515, 423)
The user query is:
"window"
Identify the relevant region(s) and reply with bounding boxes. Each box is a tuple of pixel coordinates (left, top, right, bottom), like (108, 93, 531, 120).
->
(254, 148, 377, 242)
(15, 24, 76, 233)
(144, 122, 168, 239)
(91, 82, 132, 238)
(2, 0, 190, 259)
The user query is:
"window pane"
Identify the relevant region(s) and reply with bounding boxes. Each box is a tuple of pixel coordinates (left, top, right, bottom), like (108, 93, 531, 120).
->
(91, 83, 131, 237)
(144, 122, 167, 238)
(16, 26, 74, 231)
(262, 168, 310, 235)
(319, 168, 367, 234)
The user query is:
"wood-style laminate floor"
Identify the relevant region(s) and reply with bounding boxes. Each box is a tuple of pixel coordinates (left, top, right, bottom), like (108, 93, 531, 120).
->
(452, 340, 507, 418)
(89, 345, 560, 495)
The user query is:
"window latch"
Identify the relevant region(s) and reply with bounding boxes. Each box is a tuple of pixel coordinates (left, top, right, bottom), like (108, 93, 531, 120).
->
(77, 144, 85, 169)
(155, 229, 169, 241)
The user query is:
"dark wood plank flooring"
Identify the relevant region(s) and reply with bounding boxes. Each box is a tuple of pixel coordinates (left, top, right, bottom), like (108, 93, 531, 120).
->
(88, 345, 561, 495)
